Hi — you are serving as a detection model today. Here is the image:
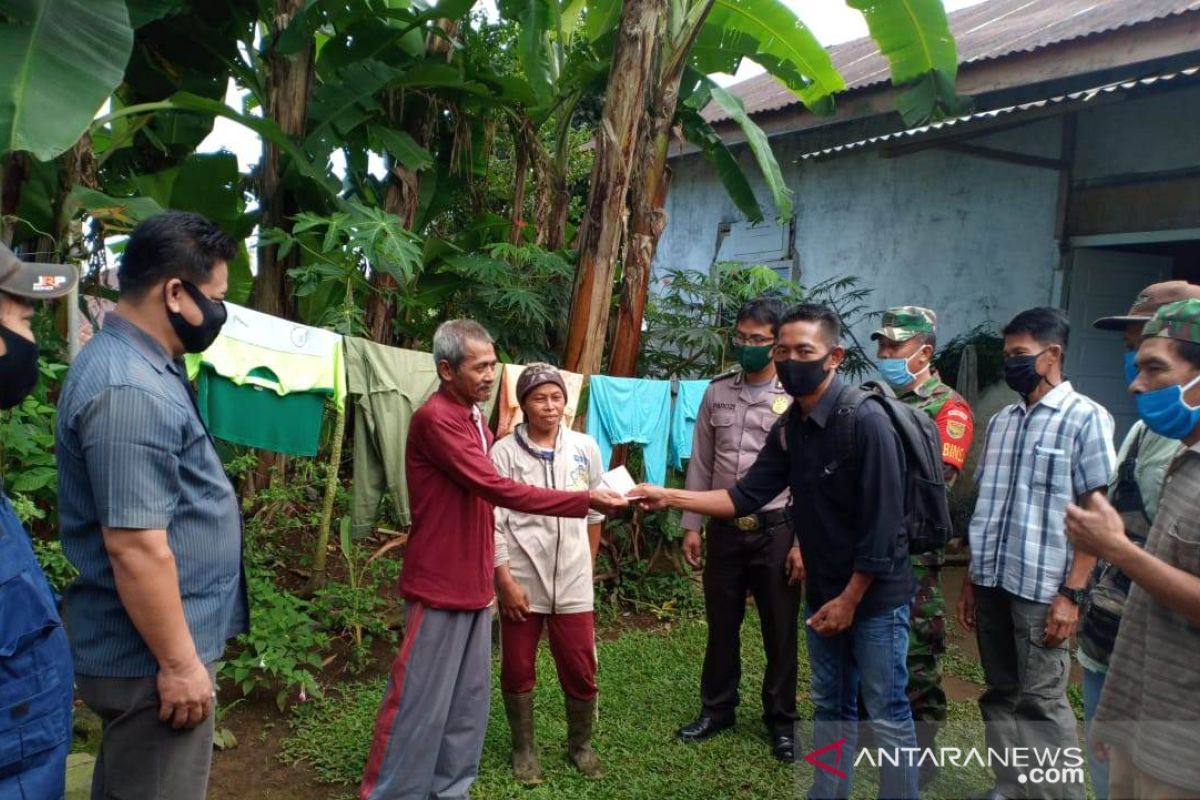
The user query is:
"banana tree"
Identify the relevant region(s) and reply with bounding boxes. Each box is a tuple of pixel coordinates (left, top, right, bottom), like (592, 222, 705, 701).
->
(604, 0, 970, 378)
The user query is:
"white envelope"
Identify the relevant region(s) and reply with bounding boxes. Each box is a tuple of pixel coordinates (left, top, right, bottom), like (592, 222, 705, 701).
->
(599, 465, 637, 495)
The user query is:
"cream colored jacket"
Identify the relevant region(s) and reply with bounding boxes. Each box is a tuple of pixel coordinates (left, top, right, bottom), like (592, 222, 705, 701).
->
(492, 424, 604, 614)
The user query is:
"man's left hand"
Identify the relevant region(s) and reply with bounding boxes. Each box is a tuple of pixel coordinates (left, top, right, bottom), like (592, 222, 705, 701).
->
(1044, 594, 1079, 647)
(806, 595, 856, 637)
(1065, 492, 1133, 565)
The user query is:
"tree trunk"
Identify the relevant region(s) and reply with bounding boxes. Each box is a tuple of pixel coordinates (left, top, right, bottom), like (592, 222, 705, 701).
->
(608, 79, 681, 378)
(308, 397, 347, 591)
(508, 130, 529, 245)
(251, 0, 315, 319)
(363, 19, 459, 345)
(561, 0, 662, 376)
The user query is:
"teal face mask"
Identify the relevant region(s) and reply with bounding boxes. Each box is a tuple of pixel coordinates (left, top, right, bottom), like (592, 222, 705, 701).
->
(1124, 350, 1138, 386)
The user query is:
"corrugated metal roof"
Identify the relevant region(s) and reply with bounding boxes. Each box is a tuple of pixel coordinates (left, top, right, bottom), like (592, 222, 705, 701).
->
(703, 0, 1200, 123)
(797, 65, 1200, 160)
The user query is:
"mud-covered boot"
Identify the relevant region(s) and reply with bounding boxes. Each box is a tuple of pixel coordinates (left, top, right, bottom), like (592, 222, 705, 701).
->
(565, 696, 604, 778)
(502, 691, 543, 785)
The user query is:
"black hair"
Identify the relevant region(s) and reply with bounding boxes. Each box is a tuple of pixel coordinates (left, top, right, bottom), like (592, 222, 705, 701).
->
(735, 296, 786, 330)
(777, 303, 841, 345)
(1173, 339, 1200, 371)
(1002, 306, 1070, 350)
(118, 211, 237, 299)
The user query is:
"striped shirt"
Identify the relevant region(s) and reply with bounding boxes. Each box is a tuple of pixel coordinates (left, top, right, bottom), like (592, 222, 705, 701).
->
(57, 313, 247, 677)
(968, 381, 1116, 604)
(1093, 442, 1200, 789)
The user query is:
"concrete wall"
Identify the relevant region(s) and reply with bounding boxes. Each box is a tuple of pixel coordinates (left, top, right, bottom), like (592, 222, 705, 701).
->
(654, 85, 1199, 350)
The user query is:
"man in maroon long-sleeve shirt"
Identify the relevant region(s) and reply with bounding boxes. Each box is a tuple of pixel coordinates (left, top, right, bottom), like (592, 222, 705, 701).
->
(360, 320, 627, 800)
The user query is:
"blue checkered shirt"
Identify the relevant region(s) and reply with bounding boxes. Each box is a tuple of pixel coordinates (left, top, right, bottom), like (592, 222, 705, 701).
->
(968, 381, 1117, 603)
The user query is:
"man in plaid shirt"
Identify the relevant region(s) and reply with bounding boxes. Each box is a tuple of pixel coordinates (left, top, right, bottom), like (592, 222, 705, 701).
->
(958, 307, 1116, 800)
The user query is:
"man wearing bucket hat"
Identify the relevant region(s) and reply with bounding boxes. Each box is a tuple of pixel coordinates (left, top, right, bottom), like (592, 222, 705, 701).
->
(1068, 298, 1200, 799)
(1076, 281, 1200, 798)
(872, 305, 975, 787)
(491, 363, 607, 783)
(0, 242, 78, 800)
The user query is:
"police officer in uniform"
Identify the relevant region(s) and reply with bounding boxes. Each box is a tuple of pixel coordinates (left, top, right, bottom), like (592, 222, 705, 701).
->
(676, 297, 804, 761)
(873, 306, 974, 787)
(0, 243, 78, 800)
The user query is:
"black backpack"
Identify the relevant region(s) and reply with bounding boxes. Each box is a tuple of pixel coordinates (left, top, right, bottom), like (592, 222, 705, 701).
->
(828, 380, 953, 555)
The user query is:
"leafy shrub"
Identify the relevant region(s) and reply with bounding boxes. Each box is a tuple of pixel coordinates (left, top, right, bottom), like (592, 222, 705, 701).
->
(219, 567, 330, 711)
(1, 358, 68, 518)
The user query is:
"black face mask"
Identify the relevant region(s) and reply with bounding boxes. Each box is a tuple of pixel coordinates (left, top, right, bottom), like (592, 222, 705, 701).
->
(166, 281, 227, 354)
(0, 324, 40, 409)
(1004, 350, 1048, 398)
(775, 356, 830, 398)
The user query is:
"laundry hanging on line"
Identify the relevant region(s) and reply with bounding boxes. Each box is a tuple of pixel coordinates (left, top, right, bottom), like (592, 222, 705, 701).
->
(346, 337, 500, 535)
(185, 303, 346, 455)
(669, 379, 711, 470)
(585, 376, 672, 487)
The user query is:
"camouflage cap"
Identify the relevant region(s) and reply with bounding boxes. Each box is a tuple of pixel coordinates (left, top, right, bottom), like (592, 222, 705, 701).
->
(1143, 298, 1200, 345)
(0, 241, 76, 300)
(1093, 281, 1200, 330)
(870, 306, 937, 342)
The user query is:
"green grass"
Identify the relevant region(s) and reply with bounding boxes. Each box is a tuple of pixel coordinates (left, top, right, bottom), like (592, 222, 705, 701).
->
(283, 611, 1014, 799)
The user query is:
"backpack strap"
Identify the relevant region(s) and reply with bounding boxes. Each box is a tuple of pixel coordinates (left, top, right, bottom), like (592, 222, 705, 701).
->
(826, 384, 869, 477)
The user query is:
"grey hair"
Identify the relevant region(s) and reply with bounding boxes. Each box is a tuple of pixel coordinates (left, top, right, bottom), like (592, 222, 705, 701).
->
(432, 319, 494, 369)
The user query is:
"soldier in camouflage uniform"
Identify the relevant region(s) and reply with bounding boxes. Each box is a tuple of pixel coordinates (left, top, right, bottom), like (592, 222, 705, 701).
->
(873, 306, 975, 787)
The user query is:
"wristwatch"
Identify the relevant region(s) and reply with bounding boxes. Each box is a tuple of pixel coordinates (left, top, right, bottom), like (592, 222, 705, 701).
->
(1057, 584, 1087, 605)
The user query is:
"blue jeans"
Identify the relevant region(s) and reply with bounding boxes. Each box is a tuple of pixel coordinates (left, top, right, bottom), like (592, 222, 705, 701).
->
(1082, 667, 1109, 800)
(806, 603, 918, 800)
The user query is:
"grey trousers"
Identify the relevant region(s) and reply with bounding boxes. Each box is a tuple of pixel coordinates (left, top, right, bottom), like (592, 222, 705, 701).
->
(359, 603, 491, 800)
(973, 585, 1084, 800)
(76, 665, 216, 800)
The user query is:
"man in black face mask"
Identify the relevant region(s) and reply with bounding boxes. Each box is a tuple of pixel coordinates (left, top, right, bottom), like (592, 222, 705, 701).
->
(958, 306, 1116, 800)
(55, 212, 241, 800)
(0, 243, 78, 800)
(635, 304, 919, 799)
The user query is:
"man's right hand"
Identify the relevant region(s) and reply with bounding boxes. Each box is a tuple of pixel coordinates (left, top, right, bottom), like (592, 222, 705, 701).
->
(682, 530, 703, 568)
(497, 575, 531, 622)
(157, 655, 213, 729)
(957, 576, 977, 632)
(589, 488, 629, 515)
(630, 483, 670, 511)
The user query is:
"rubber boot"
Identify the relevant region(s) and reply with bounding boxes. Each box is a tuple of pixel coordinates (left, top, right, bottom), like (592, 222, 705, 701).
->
(565, 696, 604, 778)
(502, 691, 543, 785)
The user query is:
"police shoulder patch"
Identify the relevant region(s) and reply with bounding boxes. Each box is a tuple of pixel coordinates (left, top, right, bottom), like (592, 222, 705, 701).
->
(772, 396, 789, 415)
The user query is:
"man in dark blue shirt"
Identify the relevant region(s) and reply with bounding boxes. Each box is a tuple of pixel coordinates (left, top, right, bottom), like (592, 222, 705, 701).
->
(635, 303, 918, 799)
(0, 242, 78, 800)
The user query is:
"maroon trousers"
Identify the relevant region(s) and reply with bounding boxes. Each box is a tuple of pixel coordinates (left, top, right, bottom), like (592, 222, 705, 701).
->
(499, 611, 597, 701)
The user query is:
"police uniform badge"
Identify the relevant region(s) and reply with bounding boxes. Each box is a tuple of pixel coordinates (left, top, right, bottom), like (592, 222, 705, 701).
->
(772, 396, 789, 415)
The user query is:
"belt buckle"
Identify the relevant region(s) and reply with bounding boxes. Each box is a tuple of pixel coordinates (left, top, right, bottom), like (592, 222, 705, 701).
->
(735, 515, 759, 533)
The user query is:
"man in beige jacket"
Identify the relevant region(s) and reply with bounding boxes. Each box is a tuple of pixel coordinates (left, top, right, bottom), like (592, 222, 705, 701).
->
(493, 364, 606, 783)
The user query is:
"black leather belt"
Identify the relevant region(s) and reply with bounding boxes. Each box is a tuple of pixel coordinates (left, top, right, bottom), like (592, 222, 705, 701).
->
(714, 508, 790, 533)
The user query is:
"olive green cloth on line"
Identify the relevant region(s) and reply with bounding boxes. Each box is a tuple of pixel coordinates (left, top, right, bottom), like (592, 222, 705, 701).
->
(196, 366, 327, 457)
(347, 337, 499, 534)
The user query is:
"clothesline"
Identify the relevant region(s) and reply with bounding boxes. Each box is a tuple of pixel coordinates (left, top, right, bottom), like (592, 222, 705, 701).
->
(190, 304, 711, 533)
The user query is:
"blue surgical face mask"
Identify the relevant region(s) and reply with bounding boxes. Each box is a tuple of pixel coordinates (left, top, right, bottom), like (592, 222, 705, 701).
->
(1124, 350, 1139, 386)
(878, 349, 924, 388)
(1135, 373, 1200, 440)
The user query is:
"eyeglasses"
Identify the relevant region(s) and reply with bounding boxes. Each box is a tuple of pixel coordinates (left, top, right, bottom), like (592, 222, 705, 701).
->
(732, 334, 775, 347)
